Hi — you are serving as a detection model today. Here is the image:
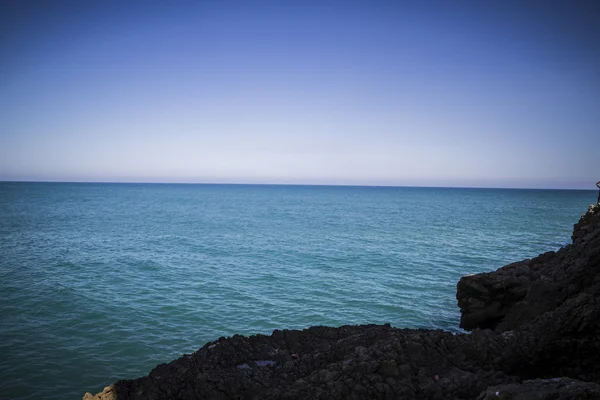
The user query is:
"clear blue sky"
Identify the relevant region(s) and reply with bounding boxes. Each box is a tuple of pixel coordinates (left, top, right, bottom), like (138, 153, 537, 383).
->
(1, 0, 598, 189)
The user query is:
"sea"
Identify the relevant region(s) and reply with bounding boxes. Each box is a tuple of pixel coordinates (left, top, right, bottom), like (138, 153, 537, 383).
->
(0, 182, 596, 399)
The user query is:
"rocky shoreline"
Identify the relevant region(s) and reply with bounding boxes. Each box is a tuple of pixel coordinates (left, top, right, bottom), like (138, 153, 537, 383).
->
(84, 204, 600, 399)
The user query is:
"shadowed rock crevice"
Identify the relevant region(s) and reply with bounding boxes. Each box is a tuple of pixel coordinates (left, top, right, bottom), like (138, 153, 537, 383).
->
(84, 204, 600, 399)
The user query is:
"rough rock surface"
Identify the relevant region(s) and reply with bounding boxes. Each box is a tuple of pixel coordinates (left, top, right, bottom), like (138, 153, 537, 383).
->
(84, 204, 600, 399)
(478, 377, 600, 400)
(457, 204, 600, 332)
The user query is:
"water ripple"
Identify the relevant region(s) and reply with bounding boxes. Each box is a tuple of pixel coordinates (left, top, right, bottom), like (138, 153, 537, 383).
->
(0, 183, 595, 399)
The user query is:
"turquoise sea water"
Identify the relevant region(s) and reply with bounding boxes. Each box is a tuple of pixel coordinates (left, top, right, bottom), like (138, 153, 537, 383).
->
(0, 182, 596, 399)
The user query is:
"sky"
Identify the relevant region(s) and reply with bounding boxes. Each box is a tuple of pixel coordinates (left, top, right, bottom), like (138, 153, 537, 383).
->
(1, 0, 598, 189)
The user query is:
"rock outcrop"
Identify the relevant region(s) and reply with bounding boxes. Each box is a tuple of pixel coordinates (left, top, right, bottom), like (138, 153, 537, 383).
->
(457, 204, 600, 332)
(84, 204, 600, 399)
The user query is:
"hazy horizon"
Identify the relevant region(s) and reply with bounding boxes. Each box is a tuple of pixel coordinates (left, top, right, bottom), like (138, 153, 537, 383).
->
(1, 1, 599, 189)
(1, 179, 597, 191)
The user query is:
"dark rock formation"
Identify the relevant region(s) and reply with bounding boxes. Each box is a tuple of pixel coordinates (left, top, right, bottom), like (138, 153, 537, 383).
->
(457, 204, 600, 332)
(478, 378, 600, 400)
(84, 205, 600, 400)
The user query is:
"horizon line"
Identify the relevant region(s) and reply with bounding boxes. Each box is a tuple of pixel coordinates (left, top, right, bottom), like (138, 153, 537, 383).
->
(0, 179, 595, 191)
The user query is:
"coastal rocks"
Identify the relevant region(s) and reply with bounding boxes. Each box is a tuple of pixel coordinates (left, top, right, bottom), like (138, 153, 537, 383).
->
(83, 385, 115, 400)
(457, 203, 600, 332)
(85, 325, 518, 399)
(477, 378, 600, 400)
(84, 204, 600, 399)
(572, 204, 600, 243)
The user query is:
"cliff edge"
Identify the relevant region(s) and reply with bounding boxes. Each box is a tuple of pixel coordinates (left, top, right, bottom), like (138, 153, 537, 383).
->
(84, 205, 600, 399)
(457, 204, 600, 332)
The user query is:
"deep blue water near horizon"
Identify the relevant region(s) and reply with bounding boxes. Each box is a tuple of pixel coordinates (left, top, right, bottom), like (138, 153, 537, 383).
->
(0, 182, 596, 399)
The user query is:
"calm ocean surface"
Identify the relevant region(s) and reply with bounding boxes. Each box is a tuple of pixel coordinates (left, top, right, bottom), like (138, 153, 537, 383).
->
(0, 182, 596, 399)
